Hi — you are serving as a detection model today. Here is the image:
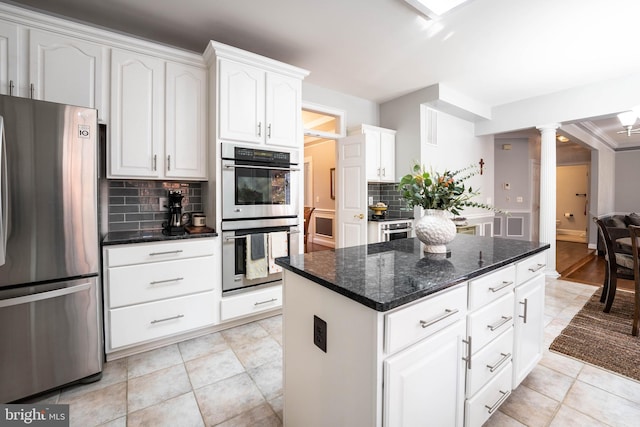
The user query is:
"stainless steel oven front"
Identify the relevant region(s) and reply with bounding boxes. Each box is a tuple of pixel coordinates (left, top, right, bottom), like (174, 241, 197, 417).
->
(221, 143, 300, 220)
(381, 220, 414, 241)
(222, 217, 300, 293)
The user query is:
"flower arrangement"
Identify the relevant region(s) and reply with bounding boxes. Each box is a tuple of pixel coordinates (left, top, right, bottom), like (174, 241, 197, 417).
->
(398, 163, 497, 217)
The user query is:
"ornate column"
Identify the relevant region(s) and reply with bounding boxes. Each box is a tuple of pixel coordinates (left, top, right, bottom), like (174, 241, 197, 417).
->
(536, 124, 560, 277)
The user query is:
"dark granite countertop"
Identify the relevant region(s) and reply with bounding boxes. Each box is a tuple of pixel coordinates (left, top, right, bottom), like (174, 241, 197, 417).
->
(102, 229, 218, 245)
(276, 235, 549, 312)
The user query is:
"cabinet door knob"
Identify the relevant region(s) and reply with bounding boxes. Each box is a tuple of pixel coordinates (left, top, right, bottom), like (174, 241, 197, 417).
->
(153, 155, 157, 171)
(9, 80, 14, 96)
(167, 155, 171, 171)
(257, 122, 262, 137)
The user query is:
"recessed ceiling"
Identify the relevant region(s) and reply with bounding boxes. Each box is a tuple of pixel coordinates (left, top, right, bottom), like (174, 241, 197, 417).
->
(7, 0, 640, 148)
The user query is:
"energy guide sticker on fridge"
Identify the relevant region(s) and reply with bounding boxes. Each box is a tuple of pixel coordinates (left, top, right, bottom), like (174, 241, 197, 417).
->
(78, 124, 90, 138)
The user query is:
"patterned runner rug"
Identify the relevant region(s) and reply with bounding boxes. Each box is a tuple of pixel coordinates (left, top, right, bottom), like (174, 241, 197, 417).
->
(549, 288, 640, 382)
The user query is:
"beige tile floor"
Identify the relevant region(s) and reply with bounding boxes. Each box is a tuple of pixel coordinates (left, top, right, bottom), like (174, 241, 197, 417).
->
(25, 278, 640, 426)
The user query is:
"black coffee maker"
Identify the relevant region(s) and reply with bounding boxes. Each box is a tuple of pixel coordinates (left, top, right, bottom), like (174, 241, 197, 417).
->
(163, 190, 186, 235)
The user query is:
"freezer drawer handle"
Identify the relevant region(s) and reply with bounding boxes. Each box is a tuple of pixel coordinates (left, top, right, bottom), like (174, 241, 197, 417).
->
(485, 390, 510, 414)
(150, 314, 184, 324)
(487, 315, 512, 331)
(149, 250, 183, 256)
(150, 277, 184, 285)
(489, 281, 513, 292)
(419, 308, 459, 329)
(0, 282, 92, 308)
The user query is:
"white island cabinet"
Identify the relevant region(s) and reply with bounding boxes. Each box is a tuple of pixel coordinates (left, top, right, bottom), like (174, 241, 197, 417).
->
(280, 236, 548, 427)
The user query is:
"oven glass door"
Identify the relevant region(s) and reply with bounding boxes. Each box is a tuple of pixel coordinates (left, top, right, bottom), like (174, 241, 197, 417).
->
(223, 160, 299, 219)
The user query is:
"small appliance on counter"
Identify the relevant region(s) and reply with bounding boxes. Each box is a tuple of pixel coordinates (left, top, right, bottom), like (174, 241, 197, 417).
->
(163, 190, 186, 235)
(369, 202, 388, 220)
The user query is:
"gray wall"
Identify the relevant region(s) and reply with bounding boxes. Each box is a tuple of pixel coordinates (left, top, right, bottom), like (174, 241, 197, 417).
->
(615, 149, 640, 213)
(302, 82, 378, 128)
(494, 138, 532, 212)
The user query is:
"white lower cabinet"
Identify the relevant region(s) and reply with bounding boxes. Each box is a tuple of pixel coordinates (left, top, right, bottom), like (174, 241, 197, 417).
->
(384, 320, 466, 427)
(220, 285, 282, 321)
(513, 273, 545, 387)
(103, 238, 217, 354)
(465, 362, 513, 427)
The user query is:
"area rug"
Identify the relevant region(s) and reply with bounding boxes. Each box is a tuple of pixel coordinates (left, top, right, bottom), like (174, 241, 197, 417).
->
(549, 288, 640, 381)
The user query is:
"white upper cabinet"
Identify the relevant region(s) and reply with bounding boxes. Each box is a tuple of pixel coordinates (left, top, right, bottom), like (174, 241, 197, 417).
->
(165, 62, 207, 179)
(207, 41, 308, 149)
(109, 50, 207, 180)
(29, 30, 105, 116)
(351, 124, 397, 183)
(219, 59, 302, 148)
(109, 49, 164, 179)
(0, 21, 18, 96)
(219, 60, 265, 144)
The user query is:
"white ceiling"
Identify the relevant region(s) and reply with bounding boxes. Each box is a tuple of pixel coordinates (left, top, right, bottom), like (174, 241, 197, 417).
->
(8, 0, 640, 148)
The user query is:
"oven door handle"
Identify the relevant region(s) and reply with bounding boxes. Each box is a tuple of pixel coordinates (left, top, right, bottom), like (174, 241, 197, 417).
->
(224, 230, 301, 241)
(224, 164, 300, 172)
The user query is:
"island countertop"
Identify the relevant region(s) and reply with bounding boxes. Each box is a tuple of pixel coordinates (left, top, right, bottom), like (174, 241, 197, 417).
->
(276, 235, 549, 312)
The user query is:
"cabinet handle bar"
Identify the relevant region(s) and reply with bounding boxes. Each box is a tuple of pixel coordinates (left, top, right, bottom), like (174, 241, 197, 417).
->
(519, 298, 528, 323)
(150, 314, 184, 324)
(462, 336, 472, 370)
(419, 308, 459, 329)
(528, 263, 546, 272)
(255, 298, 277, 306)
(489, 281, 513, 292)
(149, 250, 184, 256)
(150, 277, 184, 285)
(487, 352, 511, 373)
(485, 390, 510, 414)
(487, 315, 512, 331)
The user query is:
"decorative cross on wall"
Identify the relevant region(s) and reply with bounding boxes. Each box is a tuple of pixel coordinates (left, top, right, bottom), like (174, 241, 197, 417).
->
(479, 158, 485, 175)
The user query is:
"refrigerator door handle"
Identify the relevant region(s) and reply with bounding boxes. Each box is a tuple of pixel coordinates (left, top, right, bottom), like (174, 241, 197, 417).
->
(0, 116, 7, 266)
(0, 281, 92, 308)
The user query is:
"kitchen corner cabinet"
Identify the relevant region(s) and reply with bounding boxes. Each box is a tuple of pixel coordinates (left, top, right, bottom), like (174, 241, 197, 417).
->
(103, 238, 217, 354)
(205, 41, 308, 149)
(351, 124, 396, 182)
(109, 50, 207, 180)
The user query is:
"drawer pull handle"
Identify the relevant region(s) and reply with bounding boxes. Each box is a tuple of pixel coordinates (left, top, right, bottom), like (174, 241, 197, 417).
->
(487, 315, 512, 331)
(150, 277, 184, 285)
(255, 298, 277, 306)
(519, 298, 528, 323)
(487, 352, 511, 373)
(489, 281, 513, 292)
(149, 250, 184, 256)
(528, 263, 546, 273)
(485, 390, 510, 414)
(419, 308, 459, 329)
(150, 314, 184, 324)
(462, 336, 472, 370)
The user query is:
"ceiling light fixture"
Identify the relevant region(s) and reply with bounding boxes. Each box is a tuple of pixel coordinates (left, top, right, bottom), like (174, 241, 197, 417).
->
(557, 135, 569, 143)
(617, 111, 640, 136)
(404, 0, 471, 20)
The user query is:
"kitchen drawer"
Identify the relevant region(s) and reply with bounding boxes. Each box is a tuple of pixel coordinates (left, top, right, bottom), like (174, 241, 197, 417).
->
(220, 285, 282, 321)
(465, 361, 513, 427)
(468, 265, 515, 310)
(467, 292, 514, 351)
(515, 251, 546, 286)
(466, 328, 513, 397)
(109, 291, 216, 349)
(107, 255, 214, 308)
(385, 283, 467, 355)
(104, 238, 215, 267)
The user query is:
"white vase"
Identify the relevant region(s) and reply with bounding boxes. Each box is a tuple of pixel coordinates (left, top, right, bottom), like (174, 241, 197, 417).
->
(414, 209, 457, 253)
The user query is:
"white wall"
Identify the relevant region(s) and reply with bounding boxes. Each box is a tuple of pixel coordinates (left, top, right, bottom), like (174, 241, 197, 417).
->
(302, 82, 378, 129)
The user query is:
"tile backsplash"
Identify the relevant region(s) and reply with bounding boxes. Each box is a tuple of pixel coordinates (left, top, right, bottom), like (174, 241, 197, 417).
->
(367, 182, 413, 218)
(105, 180, 203, 232)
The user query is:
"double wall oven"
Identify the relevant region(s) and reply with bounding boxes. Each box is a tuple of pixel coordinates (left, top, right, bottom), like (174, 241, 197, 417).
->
(221, 143, 301, 293)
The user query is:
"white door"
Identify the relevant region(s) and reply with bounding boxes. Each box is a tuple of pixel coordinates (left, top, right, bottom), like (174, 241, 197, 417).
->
(336, 134, 367, 248)
(29, 29, 104, 114)
(384, 320, 466, 427)
(218, 60, 264, 144)
(165, 62, 207, 179)
(109, 49, 164, 178)
(512, 275, 545, 387)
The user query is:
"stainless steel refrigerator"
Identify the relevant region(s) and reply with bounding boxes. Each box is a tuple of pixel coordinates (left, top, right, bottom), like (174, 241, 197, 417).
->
(0, 94, 102, 403)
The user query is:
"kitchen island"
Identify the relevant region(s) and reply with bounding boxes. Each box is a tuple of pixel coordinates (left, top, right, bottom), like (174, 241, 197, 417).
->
(276, 235, 549, 427)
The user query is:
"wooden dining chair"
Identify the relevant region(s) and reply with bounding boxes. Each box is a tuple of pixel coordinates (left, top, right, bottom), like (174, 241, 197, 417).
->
(629, 225, 640, 336)
(594, 217, 634, 313)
